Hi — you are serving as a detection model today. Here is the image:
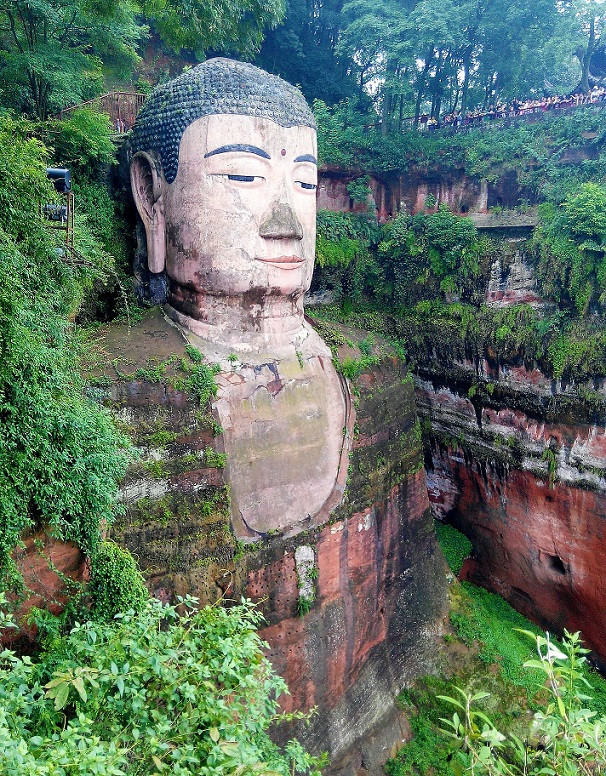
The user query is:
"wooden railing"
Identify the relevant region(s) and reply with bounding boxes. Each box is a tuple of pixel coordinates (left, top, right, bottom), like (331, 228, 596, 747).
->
(57, 92, 147, 132)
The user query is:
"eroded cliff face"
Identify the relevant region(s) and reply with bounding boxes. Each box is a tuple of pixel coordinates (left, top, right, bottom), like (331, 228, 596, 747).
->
(317, 168, 537, 220)
(3, 531, 87, 646)
(417, 359, 606, 667)
(88, 307, 447, 773)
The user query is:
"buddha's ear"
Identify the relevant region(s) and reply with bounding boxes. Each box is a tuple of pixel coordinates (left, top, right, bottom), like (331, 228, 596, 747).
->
(130, 152, 166, 274)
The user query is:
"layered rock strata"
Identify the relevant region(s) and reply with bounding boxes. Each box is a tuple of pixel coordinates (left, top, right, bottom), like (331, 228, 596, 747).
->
(88, 307, 447, 773)
(416, 359, 606, 667)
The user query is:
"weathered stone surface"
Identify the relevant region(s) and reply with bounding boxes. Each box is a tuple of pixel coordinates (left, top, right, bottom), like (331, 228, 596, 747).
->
(486, 252, 544, 308)
(92, 307, 447, 773)
(433, 449, 606, 669)
(4, 530, 87, 644)
(252, 472, 444, 769)
(198, 326, 351, 540)
(418, 365, 606, 666)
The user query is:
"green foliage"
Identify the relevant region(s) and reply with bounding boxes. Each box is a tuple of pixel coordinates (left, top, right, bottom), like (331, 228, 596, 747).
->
(563, 182, 606, 242)
(346, 175, 371, 204)
(0, 115, 129, 589)
(313, 205, 500, 313)
(434, 522, 472, 576)
(0, 594, 324, 775)
(204, 446, 227, 468)
(541, 446, 558, 484)
(314, 103, 606, 187)
(0, 0, 286, 118)
(36, 109, 133, 321)
(316, 210, 381, 245)
(188, 362, 221, 406)
(42, 110, 116, 178)
(312, 210, 384, 303)
(441, 630, 606, 775)
(316, 235, 361, 269)
(0, 0, 142, 118)
(296, 595, 314, 616)
(311, 298, 606, 385)
(88, 541, 149, 622)
(450, 582, 543, 690)
(335, 353, 381, 380)
(530, 183, 606, 315)
(142, 0, 285, 59)
(313, 100, 369, 169)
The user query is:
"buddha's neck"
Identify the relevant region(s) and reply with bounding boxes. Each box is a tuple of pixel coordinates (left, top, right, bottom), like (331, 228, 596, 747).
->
(165, 284, 306, 352)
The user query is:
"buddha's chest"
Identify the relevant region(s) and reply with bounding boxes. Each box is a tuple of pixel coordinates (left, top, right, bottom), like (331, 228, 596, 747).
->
(214, 353, 351, 539)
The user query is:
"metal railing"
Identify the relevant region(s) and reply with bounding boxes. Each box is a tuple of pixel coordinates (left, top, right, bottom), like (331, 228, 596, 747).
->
(400, 98, 606, 134)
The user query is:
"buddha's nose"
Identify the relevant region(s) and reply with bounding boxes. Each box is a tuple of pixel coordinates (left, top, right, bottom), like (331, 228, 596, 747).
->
(259, 202, 303, 239)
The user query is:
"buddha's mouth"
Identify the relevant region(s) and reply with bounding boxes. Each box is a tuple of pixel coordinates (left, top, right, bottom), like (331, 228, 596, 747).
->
(255, 256, 305, 270)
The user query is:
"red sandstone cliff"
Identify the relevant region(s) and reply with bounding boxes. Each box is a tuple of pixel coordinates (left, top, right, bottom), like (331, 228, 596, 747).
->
(88, 308, 447, 774)
(417, 361, 606, 668)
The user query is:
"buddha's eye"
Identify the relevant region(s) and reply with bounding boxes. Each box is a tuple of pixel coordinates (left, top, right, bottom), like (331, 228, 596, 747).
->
(295, 181, 317, 191)
(227, 174, 263, 183)
(211, 173, 265, 185)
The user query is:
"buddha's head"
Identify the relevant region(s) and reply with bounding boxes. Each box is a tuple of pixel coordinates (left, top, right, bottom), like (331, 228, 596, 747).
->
(129, 59, 317, 345)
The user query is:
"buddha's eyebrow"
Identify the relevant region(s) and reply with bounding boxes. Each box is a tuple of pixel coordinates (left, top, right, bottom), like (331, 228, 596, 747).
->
(204, 144, 271, 159)
(294, 154, 317, 164)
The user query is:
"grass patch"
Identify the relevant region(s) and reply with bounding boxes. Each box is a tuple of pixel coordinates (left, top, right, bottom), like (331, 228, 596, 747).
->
(387, 521, 606, 775)
(434, 520, 471, 575)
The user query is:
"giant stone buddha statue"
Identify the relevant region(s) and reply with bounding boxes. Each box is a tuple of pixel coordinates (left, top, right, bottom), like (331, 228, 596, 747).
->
(129, 59, 351, 539)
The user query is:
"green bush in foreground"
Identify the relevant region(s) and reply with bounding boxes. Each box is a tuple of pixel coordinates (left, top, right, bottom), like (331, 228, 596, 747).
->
(441, 630, 606, 775)
(0, 595, 324, 776)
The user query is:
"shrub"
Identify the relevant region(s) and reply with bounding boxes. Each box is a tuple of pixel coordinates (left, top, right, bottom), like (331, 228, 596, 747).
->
(88, 542, 148, 621)
(42, 109, 116, 179)
(0, 595, 325, 775)
(440, 630, 606, 775)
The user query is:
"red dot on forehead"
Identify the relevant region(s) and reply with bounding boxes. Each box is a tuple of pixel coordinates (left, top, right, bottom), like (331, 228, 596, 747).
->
(281, 148, 286, 156)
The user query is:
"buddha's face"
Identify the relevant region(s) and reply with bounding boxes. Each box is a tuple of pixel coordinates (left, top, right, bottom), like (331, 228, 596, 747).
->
(160, 114, 317, 300)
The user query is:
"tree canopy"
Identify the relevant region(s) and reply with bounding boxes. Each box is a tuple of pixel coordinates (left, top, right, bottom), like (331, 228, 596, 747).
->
(255, 0, 606, 128)
(0, 0, 285, 118)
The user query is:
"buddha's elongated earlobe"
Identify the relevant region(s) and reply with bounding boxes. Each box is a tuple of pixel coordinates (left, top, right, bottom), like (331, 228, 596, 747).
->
(130, 153, 166, 273)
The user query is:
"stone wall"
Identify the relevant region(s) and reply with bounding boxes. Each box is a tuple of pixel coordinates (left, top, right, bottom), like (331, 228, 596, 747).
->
(88, 307, 447, 773)
(416, 359, 606, 667)
(317, 168, 537, 220)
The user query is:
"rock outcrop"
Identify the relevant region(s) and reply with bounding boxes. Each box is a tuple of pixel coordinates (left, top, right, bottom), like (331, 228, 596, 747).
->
(417, 358, 606, 667)
(89, 307, 447, 773)
(3, 531, 87, 645)
(485, 252, 544, 308)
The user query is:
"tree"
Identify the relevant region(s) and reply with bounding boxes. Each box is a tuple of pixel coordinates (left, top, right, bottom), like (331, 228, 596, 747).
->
(254, 0, 354, 105)
(143, 0, 285, 60)
(570, 0, 606, 92)
(0, 115, 129, 588)
(0, 0, 286, 119)
(0, 0, 143, 118)
(331, 0, 566, 126)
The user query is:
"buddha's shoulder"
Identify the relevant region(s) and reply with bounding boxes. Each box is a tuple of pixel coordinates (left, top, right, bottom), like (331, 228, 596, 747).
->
(84, 306, 189, 383)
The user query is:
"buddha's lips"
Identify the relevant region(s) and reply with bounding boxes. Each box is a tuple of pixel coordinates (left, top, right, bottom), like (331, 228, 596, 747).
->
(256, 256, 305, 270)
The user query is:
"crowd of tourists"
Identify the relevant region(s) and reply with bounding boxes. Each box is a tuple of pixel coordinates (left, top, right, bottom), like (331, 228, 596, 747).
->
(420, 85, 606, 131)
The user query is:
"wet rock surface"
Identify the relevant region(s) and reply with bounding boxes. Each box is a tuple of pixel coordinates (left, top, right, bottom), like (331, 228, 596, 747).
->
(418, 359, 606, 666)
(89, 307, 447, 773)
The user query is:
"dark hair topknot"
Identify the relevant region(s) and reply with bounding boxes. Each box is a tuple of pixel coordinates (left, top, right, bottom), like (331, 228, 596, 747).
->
(129, 58, 316, 184)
